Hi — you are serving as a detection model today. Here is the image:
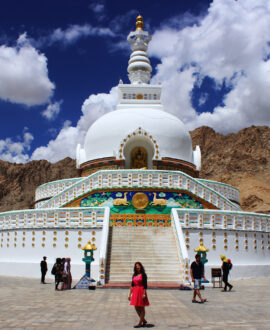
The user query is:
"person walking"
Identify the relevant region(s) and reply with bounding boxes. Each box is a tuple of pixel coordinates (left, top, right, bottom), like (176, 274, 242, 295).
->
(190, 254, 207, 303)
(60, 258, 67, 290)
(221, 255, 233, 292)
(53, 258, 62, 291)
(40, 256, 48, 284)
(128, 262, 150, 328)
(66, 258, 72, 289)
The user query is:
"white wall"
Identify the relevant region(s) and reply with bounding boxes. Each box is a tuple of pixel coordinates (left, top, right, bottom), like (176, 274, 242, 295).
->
(0, 228, 102, 281)
(184, 228, 270, 279)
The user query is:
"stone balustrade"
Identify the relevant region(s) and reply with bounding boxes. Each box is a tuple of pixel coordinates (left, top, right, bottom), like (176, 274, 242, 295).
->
(0, 207, 107, 231)
(198, 179, 240, 204)
(35, 178, 81, 202)
(171, 208, 190, 283)
(39, 170, 240, 211)
(174, 209, 270, 232)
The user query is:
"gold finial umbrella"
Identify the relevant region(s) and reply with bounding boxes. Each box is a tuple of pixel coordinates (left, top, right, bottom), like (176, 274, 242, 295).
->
(136, 15, 143, 30)
(82, 241, 97, 250)
(194, 242, 209, 252)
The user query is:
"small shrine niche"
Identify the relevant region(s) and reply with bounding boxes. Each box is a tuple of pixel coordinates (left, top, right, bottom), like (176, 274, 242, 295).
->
(131, 147, 148, 169)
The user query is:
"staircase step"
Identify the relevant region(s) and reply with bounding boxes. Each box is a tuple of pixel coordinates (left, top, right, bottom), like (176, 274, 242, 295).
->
(107, 226, 184, 284)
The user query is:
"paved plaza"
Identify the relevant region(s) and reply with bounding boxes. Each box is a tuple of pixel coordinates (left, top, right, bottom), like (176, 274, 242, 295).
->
(0, 276, 270, 329)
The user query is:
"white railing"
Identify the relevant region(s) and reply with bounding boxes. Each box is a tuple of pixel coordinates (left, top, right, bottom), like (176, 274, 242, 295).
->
(35, 178, 81, 202)
(198, 179, 240, 204)
(35, 201, 47, 209)
(0, 207, 107, 231)
(174, 209, 270, 232)
(171, 209, 190, 284)
(98, 207, 110, 285)
(39, 170, 240, 211)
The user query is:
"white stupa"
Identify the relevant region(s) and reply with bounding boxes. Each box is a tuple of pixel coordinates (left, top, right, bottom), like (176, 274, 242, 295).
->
(0, 15, 269, 285)
(76, 15, 201, 176)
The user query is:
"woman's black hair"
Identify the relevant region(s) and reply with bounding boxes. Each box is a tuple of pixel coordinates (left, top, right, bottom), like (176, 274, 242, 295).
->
(132, 262, 148, 289)
(133, 261, 146, 276)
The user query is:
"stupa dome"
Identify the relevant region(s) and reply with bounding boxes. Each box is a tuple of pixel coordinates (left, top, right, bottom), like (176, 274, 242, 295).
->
(76, 15, 201, 176)
(80, 106, 193, 165)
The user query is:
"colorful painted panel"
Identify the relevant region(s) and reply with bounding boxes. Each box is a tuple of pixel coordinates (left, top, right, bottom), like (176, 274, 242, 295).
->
(80, 191, 203, 214)
(110, 214, 171, 227)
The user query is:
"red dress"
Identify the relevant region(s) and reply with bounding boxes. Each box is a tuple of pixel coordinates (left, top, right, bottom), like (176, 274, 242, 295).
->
(130, 274, 150, 307)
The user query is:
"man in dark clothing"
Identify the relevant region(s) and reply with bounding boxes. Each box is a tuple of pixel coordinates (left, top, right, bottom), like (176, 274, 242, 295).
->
(190, 254, 207, 303)
(221, 255, 233, 291)
(40, 256, 48, 284)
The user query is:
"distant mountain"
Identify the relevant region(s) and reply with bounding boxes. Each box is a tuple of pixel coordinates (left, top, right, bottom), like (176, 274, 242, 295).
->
(0, 157, 77, 212)
(190, 126, 270, 214)
(0, 126, 269, 214)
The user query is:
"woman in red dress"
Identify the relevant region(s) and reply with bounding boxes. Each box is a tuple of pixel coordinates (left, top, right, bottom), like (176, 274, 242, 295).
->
(128, 262, 150, 328)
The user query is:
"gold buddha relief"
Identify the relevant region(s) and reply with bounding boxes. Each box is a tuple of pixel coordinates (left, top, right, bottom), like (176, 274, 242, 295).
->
(131, 147, 147, 169)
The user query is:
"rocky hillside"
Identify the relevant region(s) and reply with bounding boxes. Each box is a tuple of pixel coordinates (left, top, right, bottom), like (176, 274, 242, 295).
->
(0, 158, 77, 212)
(0, 126, 269, 214)
(190, 126, 270, 214)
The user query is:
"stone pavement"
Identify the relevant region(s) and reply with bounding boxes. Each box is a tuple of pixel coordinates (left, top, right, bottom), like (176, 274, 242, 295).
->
(0, 276, 270, 329)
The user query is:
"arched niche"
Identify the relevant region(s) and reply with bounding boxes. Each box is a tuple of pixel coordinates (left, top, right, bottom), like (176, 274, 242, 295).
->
(123, 136, 155, 169)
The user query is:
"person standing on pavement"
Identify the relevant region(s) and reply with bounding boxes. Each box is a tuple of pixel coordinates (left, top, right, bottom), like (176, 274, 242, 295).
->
(40, 256, 48, 284)
(66, 258, 72, 289)
(128, 262, 150, 328)
(221, 255, 233, 292)
(190, 254, 207, 303)
(54, 258, 62, 291)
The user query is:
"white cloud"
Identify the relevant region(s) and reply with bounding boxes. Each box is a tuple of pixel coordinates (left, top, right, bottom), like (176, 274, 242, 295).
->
(48, 24, 115, 45)
(42, 100, 62, 120)
(31, 87, 118, 162)
(89, 2, 105, 14)
(198, 93, 208, 107)
(0, 34, 54, 106)
(149, 0, 270, 133)
(16, 0, 270, 163)
(0, 130, 34, 163)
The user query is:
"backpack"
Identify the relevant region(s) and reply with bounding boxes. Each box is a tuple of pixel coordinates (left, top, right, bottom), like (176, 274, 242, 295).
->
(51, 264, 57, 275)
(228, 259, 233, 270)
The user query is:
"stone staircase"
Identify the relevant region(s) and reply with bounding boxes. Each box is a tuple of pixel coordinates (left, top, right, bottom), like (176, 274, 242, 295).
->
(107, 226, 184, 284)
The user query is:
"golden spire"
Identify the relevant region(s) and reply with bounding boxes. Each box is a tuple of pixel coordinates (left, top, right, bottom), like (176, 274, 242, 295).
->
(136, 15, 143, 31)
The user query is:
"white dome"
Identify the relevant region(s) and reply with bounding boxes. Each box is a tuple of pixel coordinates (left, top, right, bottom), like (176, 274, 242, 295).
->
(76, 20, 198, 169)
(78, 107, 194, 167)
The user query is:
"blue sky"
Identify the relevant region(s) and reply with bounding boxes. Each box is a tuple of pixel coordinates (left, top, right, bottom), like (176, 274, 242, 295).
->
(0, 0, 270, 163)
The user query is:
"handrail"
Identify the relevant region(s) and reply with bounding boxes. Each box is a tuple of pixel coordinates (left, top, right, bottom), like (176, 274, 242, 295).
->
(173, 208, 270, 231)
(39, 169, 240, 211)
(98, 207, 110, 285)
(198, 179, 240, 203)
(198, 179, 239, 192)
(171, 208, 190, 284)
(35, 177, 81, 202)
(0, 207, 107, 231)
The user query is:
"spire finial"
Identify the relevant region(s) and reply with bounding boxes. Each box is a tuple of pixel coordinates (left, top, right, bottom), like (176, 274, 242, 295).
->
(127, 15, 152, 84)
(136, 15, 143, 31)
